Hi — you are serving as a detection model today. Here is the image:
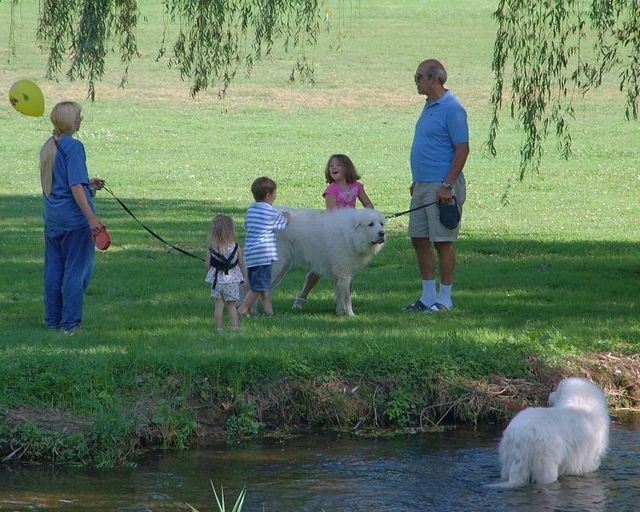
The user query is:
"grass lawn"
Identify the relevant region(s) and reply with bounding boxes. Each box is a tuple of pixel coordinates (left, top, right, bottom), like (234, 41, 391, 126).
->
(0, 0, 639, 466)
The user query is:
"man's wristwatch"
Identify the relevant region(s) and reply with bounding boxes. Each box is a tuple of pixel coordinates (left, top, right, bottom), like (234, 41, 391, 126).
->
(441, 182, 454, 191)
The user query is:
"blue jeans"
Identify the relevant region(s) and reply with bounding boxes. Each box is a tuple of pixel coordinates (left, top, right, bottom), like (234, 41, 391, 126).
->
(44, 225, 95, 331)
(247, 264, 272, 292)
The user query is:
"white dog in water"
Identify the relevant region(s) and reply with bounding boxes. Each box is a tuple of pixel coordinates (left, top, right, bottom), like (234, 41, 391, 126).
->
(271, 208, 385, 316)
(492, 377, 609, 488)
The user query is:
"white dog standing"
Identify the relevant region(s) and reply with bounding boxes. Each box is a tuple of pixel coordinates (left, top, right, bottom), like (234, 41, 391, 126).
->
(271, 208, 385, 316)
(493, 377, 610, 488)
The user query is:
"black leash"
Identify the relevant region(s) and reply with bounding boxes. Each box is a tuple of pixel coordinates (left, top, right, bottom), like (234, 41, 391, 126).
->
(385, 200, 437, 219)
(102, 183, 434, 257)
(102, 183, 205, 262)
(102, 184, 243, 303)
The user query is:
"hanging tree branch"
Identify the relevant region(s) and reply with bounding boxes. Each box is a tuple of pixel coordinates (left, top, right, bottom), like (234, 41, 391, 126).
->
(6, 0, 640, 172)
(158, 0, 322, 97)
(36, 0, 141, 101)
(487, 0, 640, 180)
(14, 0, 326, 100)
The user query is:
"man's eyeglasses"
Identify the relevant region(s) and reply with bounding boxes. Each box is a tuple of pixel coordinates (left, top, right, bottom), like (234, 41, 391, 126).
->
(414, 73, 425, 83)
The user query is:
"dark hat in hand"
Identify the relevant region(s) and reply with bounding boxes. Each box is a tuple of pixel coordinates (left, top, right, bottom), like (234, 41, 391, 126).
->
(439, 197, 461, 230)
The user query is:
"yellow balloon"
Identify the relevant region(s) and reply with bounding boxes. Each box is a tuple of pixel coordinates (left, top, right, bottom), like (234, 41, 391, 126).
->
(9, 79, 45, 117)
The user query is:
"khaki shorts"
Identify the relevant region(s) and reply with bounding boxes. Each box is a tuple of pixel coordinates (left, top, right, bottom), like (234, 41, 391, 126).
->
(408, 177, 466, 242)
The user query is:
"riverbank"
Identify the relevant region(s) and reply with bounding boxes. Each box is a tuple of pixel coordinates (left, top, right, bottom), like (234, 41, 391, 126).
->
(189, 352, 640, 439)
(2, 351, 638, 467)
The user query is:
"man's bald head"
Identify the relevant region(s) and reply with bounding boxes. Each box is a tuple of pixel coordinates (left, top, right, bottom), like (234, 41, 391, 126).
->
(418, 59, 447, 85)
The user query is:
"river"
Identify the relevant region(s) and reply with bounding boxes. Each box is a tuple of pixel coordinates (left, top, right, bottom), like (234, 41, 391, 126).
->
(1, 418, 638, 511)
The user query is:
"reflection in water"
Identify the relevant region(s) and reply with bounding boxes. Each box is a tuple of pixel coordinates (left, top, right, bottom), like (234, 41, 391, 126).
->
(498, 474, 608, 512)
(0, 423, 638, 511)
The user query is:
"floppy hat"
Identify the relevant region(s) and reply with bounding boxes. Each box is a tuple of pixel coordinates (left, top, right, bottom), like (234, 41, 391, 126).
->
(438, 196, 461, 230)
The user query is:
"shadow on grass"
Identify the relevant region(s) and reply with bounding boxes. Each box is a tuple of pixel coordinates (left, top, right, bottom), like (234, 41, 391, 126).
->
(2, 195, 640, 465)
(2, 194, 638, 347)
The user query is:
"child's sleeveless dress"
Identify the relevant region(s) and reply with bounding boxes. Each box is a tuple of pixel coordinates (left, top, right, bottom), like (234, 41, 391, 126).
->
(205, 243, 243, 301)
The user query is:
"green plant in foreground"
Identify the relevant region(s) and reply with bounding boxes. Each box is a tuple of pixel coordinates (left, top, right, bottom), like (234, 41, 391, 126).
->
(0, 422, 90, 465)
(186, 482, 247, 512)
(225, 398, 264, 438)
(384, 386, 416, 427)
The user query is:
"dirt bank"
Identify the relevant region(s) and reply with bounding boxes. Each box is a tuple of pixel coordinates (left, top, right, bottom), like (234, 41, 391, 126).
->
(2, 352, 639, 466)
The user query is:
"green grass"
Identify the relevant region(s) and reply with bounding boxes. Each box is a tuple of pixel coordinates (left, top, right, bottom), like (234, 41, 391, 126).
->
(1, 0, 639, 466)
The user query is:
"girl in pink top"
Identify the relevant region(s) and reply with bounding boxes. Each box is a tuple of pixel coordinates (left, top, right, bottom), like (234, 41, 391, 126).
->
(292, 154, 374, 310)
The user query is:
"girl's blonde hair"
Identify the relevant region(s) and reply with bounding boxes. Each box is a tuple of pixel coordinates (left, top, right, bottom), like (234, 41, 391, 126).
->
(324, 154, 361, 184)
(208, 214, 236, 250)
(39, 101, 82, 197)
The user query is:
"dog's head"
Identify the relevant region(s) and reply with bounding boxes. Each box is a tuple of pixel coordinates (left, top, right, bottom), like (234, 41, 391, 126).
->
(353, 209, 385, 247)
(548, 377, 608, 413)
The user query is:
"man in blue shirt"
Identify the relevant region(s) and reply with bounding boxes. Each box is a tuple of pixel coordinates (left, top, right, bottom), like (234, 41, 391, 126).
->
(404, 59, 469, 313)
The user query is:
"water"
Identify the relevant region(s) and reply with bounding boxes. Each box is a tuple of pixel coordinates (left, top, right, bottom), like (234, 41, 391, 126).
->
(0, 422, 638, 511)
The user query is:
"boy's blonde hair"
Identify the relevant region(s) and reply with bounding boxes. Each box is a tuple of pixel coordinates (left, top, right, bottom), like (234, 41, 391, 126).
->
(324, 154, 361, 184)
(208, 214, 236, 250)
(39, 101, 82, 197)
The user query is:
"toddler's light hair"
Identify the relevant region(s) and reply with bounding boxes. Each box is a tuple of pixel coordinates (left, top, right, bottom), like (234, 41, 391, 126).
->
(208, 214, 236, 250)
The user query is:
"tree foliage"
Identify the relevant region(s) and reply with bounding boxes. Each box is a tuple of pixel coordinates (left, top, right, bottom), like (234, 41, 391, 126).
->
(488, 0, 640, 179)
(5, 1, 640, 177)
(9, 0, 325, 100)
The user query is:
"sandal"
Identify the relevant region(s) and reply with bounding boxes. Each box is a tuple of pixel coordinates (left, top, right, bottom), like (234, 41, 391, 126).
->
(292, 296, 306, 310)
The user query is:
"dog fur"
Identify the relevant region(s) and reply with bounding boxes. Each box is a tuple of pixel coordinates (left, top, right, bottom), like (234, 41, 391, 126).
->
(492, 377, 609, 488)
(271, 208, 385, 316)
